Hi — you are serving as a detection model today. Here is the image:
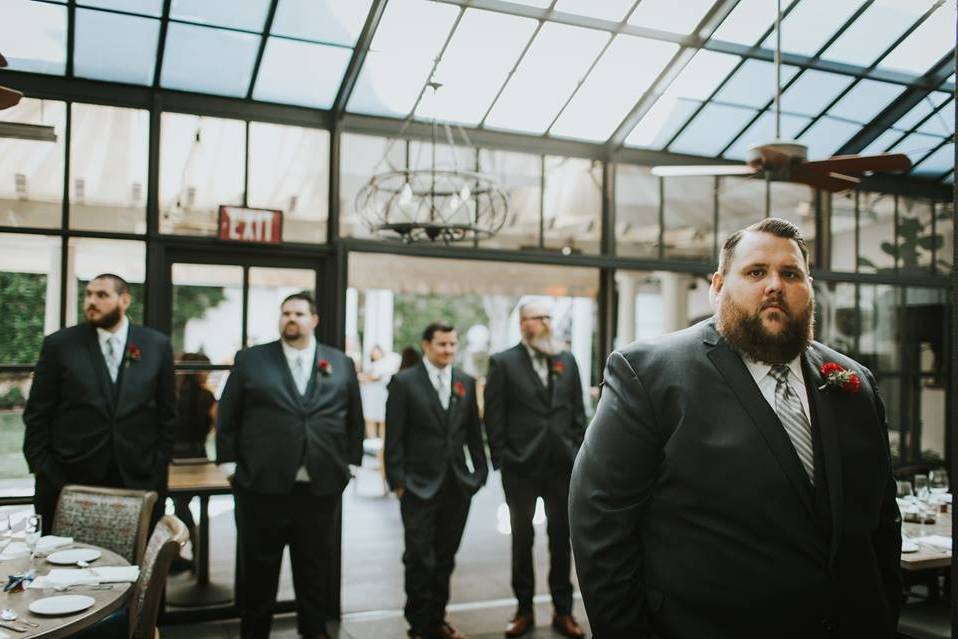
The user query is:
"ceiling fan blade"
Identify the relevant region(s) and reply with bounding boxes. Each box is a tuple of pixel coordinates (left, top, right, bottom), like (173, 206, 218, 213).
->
(0, 86, 22, 110)
(790, 167, 860, 192)
(651, 165, 758, 177)
(801, 153, 912, 175)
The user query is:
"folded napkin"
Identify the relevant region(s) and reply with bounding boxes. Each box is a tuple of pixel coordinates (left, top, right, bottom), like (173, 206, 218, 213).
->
(913, 535, 952, 551)
(35, 535, 73, 555)
(0, 542, 30, 561)
(29, 565, 140, 589)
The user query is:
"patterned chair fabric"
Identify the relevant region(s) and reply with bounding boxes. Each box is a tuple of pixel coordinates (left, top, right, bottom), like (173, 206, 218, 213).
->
(129, 515, 188, 639)
(52, 485, 158, 564)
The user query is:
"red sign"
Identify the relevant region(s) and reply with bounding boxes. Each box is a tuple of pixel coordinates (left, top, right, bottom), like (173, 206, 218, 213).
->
(218, 206, 282, 244)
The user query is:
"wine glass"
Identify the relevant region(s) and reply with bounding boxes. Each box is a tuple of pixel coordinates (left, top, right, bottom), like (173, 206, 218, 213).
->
(896, 480, 914, 500)
(24, 515, 41, 558)
(0, 515, 12, 552)
(914, 474, 930, 501)
(929, 469, 949, 494)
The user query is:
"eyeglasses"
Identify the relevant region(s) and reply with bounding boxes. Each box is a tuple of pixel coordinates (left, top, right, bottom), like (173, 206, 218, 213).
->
(522, 315, 551, 322)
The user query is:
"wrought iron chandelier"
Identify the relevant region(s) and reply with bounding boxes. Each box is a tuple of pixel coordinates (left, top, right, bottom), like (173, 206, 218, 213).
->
(356, 82, 508, 243)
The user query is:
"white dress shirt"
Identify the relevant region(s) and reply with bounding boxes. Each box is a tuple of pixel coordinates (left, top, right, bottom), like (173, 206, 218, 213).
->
(422, 357, 452, 409)
(740, 355, 812, 424)
(96, 316, 129, 383)
(523, 342, 549, 387)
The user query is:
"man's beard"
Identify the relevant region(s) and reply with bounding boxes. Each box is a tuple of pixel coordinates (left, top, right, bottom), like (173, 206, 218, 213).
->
(282, 323, 304, 340)
(717, 295, 814, 364)
(527, 329, 562, 357)
(87, 305, 122, 329)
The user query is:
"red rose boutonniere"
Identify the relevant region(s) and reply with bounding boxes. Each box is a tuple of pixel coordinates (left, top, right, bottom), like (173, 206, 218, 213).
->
(818, 362, 860, 393)
(317, 359, 332, 377)
(124, 343, 141, 367)
(550, 360, 565, 378)
(453, 381, 466, 399)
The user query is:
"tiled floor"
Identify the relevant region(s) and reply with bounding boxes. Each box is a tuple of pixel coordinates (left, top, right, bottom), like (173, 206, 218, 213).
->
(161, 462, 591, 638)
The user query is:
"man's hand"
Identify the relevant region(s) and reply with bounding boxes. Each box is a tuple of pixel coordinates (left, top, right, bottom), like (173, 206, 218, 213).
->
(393, 486, 405, 499)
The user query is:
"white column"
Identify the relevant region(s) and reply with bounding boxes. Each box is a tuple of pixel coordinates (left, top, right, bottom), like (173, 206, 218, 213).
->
(362, 289, 394, 364)
(64, 241, 77, 328)
(614, 271, 636, 349)
(571, 297, 593, 410)
(661, 272, 691, 333)
(345, 288, 359, 349)
(44, 248, 61, 335)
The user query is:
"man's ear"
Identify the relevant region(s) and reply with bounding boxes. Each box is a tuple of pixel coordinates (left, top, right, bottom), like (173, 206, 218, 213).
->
(709, 271, 723, 294)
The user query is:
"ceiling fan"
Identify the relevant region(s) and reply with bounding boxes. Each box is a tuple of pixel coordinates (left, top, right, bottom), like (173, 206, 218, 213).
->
(0, 53, 24, 111)
(651, 0, 911, 192)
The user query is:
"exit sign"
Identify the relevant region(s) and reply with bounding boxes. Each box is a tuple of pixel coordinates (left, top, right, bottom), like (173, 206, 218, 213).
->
(218, 206, 282, 244)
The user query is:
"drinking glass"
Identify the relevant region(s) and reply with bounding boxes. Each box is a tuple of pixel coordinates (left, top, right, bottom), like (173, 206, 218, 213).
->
(0, 515, 12, 552)
(914, 474, 930, 501)
(24, 515, 41, 557)
(896, 480, 914, 499)
(929, 469, 949, 494)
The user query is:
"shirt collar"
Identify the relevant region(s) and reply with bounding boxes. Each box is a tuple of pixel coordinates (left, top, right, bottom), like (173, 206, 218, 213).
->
(422, 356, 451, 381)
(96, 315, 129, 346)
(741, 353, 804, 386)
(281, 336, 316, 362)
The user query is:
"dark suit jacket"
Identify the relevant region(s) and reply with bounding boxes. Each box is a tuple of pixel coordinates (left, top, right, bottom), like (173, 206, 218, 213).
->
(484, 344, 586, 477)
(570, 320, 902, 639)
(23, 323, 176, 491)
(216, 341, 364, 496)
(384, 364, 488, 500)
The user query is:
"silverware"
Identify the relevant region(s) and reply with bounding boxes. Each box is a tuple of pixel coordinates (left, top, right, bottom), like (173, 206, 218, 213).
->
(0, 621, 26, 633)
(0, 609, 38, 627)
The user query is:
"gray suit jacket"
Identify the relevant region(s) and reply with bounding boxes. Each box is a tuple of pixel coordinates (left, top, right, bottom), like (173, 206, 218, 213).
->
(216, 340, 364, 496)
(570, 319, 901, 639)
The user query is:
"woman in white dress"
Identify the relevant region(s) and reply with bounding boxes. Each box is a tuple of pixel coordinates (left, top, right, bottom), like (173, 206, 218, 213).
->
(360, 345, 393, 439)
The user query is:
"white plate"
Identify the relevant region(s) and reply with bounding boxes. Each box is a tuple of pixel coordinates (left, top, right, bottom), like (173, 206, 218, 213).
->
(902, 540, 920, 553)
(46, 548, 101, 565)
(28, 595, 95, 616)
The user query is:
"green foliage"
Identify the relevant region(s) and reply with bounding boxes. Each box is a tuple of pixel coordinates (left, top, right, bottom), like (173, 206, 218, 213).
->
(857, 208, 952, 275)
(0, 387, 25, 410)
(171, 286, 227, 355)
(392, 293, 489, 355)
(0, 272, 47, 364)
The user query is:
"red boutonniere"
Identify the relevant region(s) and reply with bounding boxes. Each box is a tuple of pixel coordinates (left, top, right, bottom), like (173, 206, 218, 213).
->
(453, 381, 466, 399)
(317, 359, 332, 376)
(818, 362, 860, 393)
(124, 343, 141, 367)
(550, 360, 565, 378)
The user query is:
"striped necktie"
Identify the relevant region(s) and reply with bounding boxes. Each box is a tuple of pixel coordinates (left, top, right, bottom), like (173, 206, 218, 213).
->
(769, 364, 814, 484)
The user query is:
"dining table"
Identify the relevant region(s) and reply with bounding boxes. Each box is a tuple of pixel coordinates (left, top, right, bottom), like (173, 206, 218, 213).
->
(901, 516, 951, 571)
(0, 543, 132, 638)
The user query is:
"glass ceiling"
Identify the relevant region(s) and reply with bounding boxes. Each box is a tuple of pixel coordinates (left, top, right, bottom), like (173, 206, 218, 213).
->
(3, 0, 955, 182)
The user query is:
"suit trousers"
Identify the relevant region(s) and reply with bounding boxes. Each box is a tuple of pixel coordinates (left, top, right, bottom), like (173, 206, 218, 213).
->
(501, 467, 573, 614)
(234, 483, 338, 639)
(400, 474, 472, 634)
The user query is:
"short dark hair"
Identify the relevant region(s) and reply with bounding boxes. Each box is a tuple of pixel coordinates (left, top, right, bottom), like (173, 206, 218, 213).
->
(91, 273, 129, 296)
(718, 217, 809, 276)
(281, 291, 317, 315)
(421, 321, 455, 343)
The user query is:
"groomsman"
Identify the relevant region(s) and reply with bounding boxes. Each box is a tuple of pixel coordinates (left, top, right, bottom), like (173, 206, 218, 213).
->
(385, 322, 489, 639)
(484, 300, 587, 638)
(217, 292, 364, 639)
(23, 274, 176, 532)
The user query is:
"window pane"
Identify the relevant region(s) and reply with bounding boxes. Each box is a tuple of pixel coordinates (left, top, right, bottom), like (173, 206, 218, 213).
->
(780, 70, 855, 117)
(77, 0, 161, 16)
(70, 103, 149, 234)
(877, 2, 956, 76)
(889, 92, 950, 133)
(0, 233, 61, 364)
(614, 270, 713, 350)
(476, 148, 541, 250)
(543, 156, 601, 255)
(935, 201, 953, 275)
(420, 9, 537, 126)
(713, 61, 800, 110)
(911, 143, 953, 178)
(485, 23, 609, 135)
(711, 0, 777, 45)
(916, 99, 953, 137)
(860, 129, 906, 156)
(897, 197, 936, 273)
(889, 131, 946, 165)
(171, 263, 242, 365)
(159, 113, 246, 237)
(615, 164, 659, 259)
(252, 38, 351, 109)
(554, 0, 634, 22)
(830, 192, 857, 271)
(769, 182, 816, 268)
(798, 116, 859, 159)
(628, 0, 715, 35)
(247, 267, 316, 346)
(1, 0, 66, 74)
(68, 238, 145, 326)
(248, 122, 330, 244)
(669, 103, 757, 156)
(662, 176, 714, 260)
(551, 35, 678, 142)
(826, 80, 903, 124)
(160, 22, 260, 97)
(718, 175, 766, 247)
(860, 284, 900, 372)
(272, 0, 374, 47)
(0, 98, 66, 229)
(74, 9, 159, 85)
(170, 0, 271, 31)
(858, 191, 895, 273)
(340, 133, 406, 238)
(821, 0, 939, 67)
(0, 368, 34, 493)
(723, 111, 812, 160)
(759, 0, 866, 56)
(813, 280, 858, 361)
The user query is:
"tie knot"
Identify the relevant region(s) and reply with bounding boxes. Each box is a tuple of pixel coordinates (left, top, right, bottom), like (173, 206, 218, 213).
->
(769, 364, 790, 384)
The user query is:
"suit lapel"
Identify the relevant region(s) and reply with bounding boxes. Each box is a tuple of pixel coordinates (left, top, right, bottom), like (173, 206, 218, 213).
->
(802, 347, 844, 564)
(417, 363, 447, 426)
(85, 325, 116, 415)
(517, 345, 550, 407)
(705, 327, 816, 519)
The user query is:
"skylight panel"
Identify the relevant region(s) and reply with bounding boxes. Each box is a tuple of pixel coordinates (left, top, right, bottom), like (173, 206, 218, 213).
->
(888, 131, 945, 164)
(890, 92, 950, 131)
(827, 80, 903, 124)
(710, 0, 777, 45)
(271, 0, 373, 47)
(821, 0, 939, 68)
(878, 2, 956, 75)
(760, 0, 865, 57)
(484, 22, 610, 134)
(160, 22, 260, 97)
(74, 8, 159, 85)
(253, 38, 351, 108)
(77, 0, 162, 17)
(860, 129, 905, 155)
(798, 116, 860, 158)
(911, 143, 953, 176)
(723, 111, 812, 159)
(625, 49, 740, 148)
(170, 0, 271, 32)
(779, 70, 854, 117)
(1, 0, 67, 75)
(416, 9, 537, 126)
(669, 103, 758, 156)
(629, 0, 716, 35)
(554, 0, 635, 22)
(712, 60, 799, 109)
(917, 100, 954, 137)
(551, 35, 678, 141)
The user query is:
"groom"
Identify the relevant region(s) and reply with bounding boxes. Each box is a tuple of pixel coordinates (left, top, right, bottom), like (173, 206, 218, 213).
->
(571, 218, 901, 638)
